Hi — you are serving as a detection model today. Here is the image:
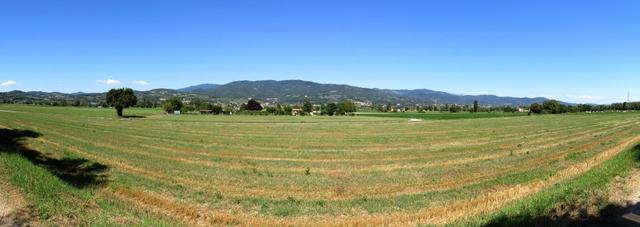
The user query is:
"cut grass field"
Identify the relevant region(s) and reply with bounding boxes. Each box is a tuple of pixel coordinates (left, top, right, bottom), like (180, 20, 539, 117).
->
(357, 111, 529, 120)
(0, 104, 638, 226)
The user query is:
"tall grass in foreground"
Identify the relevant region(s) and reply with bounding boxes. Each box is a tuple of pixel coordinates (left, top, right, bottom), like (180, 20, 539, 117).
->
(458, 144, 640, 226)
(0, 149, 178, 226)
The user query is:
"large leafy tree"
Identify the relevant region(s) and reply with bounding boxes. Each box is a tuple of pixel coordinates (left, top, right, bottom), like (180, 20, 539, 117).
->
(530, 103, 543, 114)
(337, 100, 356, 115)
(324, 103, 338, 116)
(106, 88, 137, 117)
(543, 100, 562, 114)
(245, 99, 263, 111)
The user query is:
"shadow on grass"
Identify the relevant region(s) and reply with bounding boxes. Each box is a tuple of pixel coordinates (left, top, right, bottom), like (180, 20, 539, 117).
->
(0, 128, 108, 188)
(484, 144, 640, 227)
(121, 115, 146, 119)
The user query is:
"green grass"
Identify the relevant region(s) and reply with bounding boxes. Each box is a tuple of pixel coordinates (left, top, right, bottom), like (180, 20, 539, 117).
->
(0, 104, 638, 225)
(357, 111, 529, 120)
(459, 144, 640, 226)
(0, 149, 178, 226)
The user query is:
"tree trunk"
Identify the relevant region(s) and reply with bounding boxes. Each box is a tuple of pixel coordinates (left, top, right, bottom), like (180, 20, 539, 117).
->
(117, 107, 123, 117)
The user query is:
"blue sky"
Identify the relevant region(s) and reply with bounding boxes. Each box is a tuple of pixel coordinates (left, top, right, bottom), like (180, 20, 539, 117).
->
(0, 0, 638, 104)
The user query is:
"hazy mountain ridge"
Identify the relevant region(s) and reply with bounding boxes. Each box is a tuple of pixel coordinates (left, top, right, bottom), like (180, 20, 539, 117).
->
(187, 80, 415, 104)
(1, 80, 554, 106)
(390, 89, 550, 106)
(176, 84, 220, 93)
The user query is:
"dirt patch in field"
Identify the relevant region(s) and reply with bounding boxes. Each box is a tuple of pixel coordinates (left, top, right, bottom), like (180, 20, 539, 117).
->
(600, 167, 640, 226)
(0, 169, 39, 227)
(609, 169, 640, 206)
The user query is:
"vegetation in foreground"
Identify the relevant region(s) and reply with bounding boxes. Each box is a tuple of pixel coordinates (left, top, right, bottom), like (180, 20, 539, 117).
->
(0, 104, 638, 225)
(462, 144, 640, 226)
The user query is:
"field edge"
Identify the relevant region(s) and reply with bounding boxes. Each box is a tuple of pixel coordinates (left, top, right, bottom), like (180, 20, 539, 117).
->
(459, 142, 640, 226)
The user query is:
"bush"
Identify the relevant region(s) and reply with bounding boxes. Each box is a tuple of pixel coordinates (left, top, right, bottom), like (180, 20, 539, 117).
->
(162, 97, 183, 113)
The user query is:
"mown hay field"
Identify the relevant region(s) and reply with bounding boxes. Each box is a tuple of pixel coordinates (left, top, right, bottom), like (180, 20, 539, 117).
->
(0, 105, 639, 226)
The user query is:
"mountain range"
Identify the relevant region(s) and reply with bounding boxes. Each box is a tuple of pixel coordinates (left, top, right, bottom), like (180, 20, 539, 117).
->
(0, 80, 552, 106)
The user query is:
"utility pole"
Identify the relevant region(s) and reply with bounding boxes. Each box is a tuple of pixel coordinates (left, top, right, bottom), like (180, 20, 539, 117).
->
(628, 91, 631, 102)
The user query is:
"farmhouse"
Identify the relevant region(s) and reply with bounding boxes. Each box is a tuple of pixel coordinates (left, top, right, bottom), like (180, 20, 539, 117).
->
(291, 108, 302, 116)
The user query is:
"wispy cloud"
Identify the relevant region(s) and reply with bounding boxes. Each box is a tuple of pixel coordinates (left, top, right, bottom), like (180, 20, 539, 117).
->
(1, 80, 16, 87)
(132, 80, 149, 85)
(579, 94, 604, 100)
(96, 79, 122, 85)
(545, 94, 607, 103)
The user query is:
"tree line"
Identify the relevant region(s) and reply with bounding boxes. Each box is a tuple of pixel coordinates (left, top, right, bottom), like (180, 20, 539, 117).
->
(528, 100, 640, 114)
(160, 97, 357, 116)
(370, 100, 523, 113)
(5, 88, 638, 117)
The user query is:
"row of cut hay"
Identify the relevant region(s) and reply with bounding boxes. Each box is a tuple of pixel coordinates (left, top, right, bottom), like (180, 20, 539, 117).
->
(10, 113, 636, 200)
(103, 136, 640, 226)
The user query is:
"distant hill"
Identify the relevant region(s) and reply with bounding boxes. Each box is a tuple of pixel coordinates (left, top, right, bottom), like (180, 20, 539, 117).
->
(186, 80, 551, 106)
(176, 84, 220, 93)
(0, 89, 212, 106)
(0, 80, 556, 106)
(189, 80, 415, 104)
(390, 89, 549, 106)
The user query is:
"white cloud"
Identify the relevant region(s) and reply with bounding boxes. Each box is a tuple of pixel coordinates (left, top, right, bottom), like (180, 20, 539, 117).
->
(96, 79, 122, 85)
(544, 94, 607, 103)
(567, 94, 605, 101)
(577, 94, 604, 100)
(132, 80, 149, 85)
(1, 80, 16, 87)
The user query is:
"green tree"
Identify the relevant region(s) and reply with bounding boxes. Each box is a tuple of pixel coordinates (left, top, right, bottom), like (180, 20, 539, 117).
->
(324, 103, 338, 116)
(245, 99, 263, 111)
(543, 100, 562, 114)
(302, 98, 313, 114)
(211, 105, 223, 115)
(276, 103, 285, 115)
(193, 99, 213, 110)
(502, 106, 516, 113)
(265, 106, 278, 114)
(337, 100, 356, 115)
(448, 105, 461, 113)
(530, 103, 543, 114)
(162, 97, 183, 113)
(106, 88, 138, 117)
(473, 100, 479, 113)
(283, 105, 293, 115)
